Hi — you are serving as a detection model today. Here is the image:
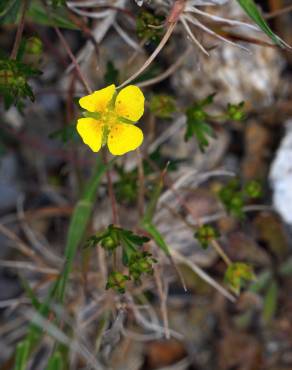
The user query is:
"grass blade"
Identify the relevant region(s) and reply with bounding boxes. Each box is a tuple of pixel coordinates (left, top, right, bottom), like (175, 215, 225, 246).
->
(142, 221, 170, 256)
(236, 0, 290, 48)
(45, 352, 63, 370)
(13, 340, 30, 370)
(57, 156, 110, 302)
(263, 280, 278, 323)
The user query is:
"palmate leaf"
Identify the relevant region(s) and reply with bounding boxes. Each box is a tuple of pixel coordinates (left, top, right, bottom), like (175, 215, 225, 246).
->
(185, 94, 216, 152)
(236, 0, 290, 48)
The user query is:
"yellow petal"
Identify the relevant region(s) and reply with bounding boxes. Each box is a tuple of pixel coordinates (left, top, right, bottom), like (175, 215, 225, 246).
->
(79, 84, 116, 112)
(115, 85, 144, 122)
(107, 123, 143, 156)
(76, 118, 103, 152)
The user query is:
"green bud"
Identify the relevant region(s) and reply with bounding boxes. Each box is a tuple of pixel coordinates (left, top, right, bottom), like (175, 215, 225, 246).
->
(149, 94, 176, 118)
(230, 194, 244, 208)
(106, 272, 130, 294)
(101, 236, 118, 251)
(227, 102, 245, 121)
(136, 11, 164, 43)
(128, 252, 156, 282)
(244, 180, 262, 199)
(25, 37, 43, 55)
(195, 225, 220, 249)
(0, 69, 14, 85)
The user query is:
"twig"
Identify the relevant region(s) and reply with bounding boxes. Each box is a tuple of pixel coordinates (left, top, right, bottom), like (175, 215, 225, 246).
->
(265, 4, 292, 19)
(0, 223, 45, 266)
(137, 46, 192, 88)
(54, 27, 92, 94)
(0, 260, 58, 275)
(118, 22, 177, 89)
(10, 0, 29, 59)
(171, 250, 236, 302)
(102, 150, 119, 226)
(210, 239, 232, 266)
(136, 148, 145, 217)
(154, 266, 170, 339)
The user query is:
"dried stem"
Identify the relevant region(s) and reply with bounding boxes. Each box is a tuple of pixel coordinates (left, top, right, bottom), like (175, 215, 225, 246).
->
(136, 148, 145, 218)
(154, 266, 170, 339)
(118, 22, 177, 89)
(10, 0, 29, 59)
(137, 46, 192, 88)
(210, 239, 232, 266)
(54, 27, 92, 94)
(102, 150, 119, 226)
(171, 250, 236, 302)
(265, 4, 292, 19)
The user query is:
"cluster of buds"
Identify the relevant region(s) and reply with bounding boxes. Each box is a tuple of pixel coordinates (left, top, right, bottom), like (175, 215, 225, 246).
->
(86, 225, 157, 293)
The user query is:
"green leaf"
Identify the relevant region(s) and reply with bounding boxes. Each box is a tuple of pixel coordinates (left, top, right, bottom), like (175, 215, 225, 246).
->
(20, 277, 41, 310)
(14, 340, 30, 370)
(142, 221, 170, 256)
(236, 0, 290, 48)
(45, 352, 63, 370)
(185, 94, 216, 152)
(28, 0, 78, 30)
(0, 58, 41, 109)
(56, 156, 110, 302)
(263, 280, 278, 323)
(0, 0, 21, 24)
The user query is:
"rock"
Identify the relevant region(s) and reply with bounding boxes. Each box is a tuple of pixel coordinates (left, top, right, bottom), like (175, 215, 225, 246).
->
(241, 120, 271, 180)
(270, 119, 292, 224)
(253, 213, 289, 259)
(143, 339, 187, 369)
(0, 153, 23, 213)
(171, 1, 286, 110)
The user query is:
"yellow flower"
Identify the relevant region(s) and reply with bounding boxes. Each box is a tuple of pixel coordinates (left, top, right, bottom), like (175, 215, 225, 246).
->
(76, 84, 145, 156)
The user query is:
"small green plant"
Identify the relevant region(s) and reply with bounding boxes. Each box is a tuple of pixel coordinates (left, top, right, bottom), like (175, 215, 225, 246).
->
(219, 178, 262, 218)
(194, 224, 220, 249)
(86, 225, 156, 292)
(0, 59, 40, 108)
(149, 94, 177, 118)
(136, 10, 164, 43)
(225, 262, 255, 294)
(185, 94, 246, 152)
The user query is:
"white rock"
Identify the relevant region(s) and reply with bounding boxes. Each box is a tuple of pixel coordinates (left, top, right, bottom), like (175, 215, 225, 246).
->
(270, 120, 292, 224)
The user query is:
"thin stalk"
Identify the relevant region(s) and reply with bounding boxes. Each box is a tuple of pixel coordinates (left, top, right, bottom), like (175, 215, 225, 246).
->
(118, 22, 177, 89)
(102, 150, 119, 225)
(211, 239, 232, 266)
(136, 148, 145, 218)
(54, 27, 92, 94)
(10, 0, 29, 59)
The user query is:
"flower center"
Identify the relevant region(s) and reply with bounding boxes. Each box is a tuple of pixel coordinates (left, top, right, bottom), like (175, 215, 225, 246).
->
(101, 108, 118, 145)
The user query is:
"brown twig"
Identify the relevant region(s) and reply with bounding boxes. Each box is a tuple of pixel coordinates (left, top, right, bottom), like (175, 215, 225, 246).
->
(154, 266, 170, 339)
(210, 239, 232, 266)
(265, 4, 292, 19)
(54, 27, 92, 94)
(0, 223, 45, 266)
(102, 150, 119, 226)
(10, 0, 29, 59)
(136, 148, 145, 218)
